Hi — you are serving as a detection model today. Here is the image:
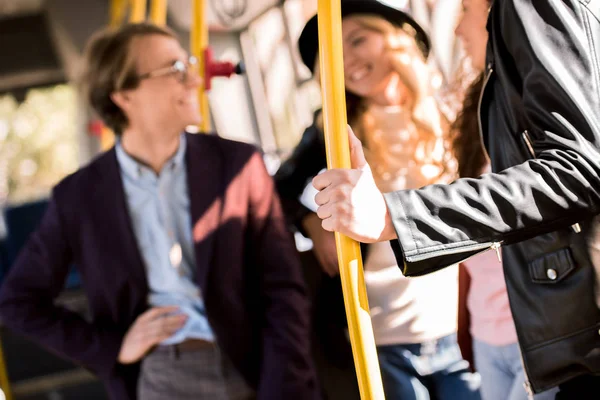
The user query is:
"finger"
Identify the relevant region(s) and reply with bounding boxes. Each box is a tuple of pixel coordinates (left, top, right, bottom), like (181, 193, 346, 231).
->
(312, 172, 331, 192)
(143, 329, 174, 349)
(348, 125, 367, 170)
(143, 313, 187, 334)
(157, 314, 188, 331)
(146, 315, 187, 341)
(316, 182, 352, 208)
(321, 216, 336, 233)
(138, 306, 180, 323)
(153, 331, 177, 346)
(315, 183, 349, 207)
(314, 185, 331, 207)
(316, 202, 333, 220)
(160, 318, 187, 339)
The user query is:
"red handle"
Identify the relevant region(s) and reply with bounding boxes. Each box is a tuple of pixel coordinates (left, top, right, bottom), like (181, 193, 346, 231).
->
(203, 47, 237, 91)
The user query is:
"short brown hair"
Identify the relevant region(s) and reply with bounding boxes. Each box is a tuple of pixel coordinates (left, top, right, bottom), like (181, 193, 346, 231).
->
(80, 23, 177, 135)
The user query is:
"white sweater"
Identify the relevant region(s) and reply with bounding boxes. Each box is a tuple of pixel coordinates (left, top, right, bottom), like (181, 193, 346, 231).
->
(363, 103, 458, 345)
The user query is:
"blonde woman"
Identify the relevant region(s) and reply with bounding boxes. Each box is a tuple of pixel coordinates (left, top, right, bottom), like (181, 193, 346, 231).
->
(275, 1, 480, 398)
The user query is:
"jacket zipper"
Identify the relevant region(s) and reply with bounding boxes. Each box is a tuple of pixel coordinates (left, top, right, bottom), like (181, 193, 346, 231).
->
(490, 241, 502, 263)
(521, 130, 581, 233)
(404, 240, 504, 266)
(476, 64, 503, 262)
(518, 133, 536, 400)
(477, 63, 494, 148)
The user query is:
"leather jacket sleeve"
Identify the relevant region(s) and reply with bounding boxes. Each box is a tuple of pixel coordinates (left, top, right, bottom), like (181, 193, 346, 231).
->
(384, 0, 600, 276)
(274, 117, 327, 236)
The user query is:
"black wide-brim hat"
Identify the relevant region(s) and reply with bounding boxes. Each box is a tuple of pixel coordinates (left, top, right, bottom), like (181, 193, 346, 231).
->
(298, 0, 431, 72)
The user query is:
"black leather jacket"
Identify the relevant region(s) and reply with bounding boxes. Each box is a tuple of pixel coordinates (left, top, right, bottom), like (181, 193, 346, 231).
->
(274, 117, 327, 238)
(384, 0, 600, 393)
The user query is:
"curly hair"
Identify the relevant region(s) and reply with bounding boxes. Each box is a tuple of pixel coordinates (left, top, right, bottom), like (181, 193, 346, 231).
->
(450, 73, 489, 178)
(314, 15, 455, 184)
(450, 0, 493, 179)
(345, 16, 445, 142)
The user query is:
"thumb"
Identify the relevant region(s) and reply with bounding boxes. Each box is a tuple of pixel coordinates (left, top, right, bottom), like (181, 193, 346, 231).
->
(348, 125, 368, 170)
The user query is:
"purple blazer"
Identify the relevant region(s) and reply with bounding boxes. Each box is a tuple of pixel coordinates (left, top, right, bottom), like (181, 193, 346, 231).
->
(0, 133, 320, 400)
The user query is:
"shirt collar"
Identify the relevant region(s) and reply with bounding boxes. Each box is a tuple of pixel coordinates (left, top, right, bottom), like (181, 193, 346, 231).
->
(115, 133, 187, 180)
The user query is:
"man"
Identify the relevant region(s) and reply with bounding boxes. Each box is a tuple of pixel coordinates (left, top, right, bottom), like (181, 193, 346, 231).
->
(311, 0, 600, 399)
(0, 23, 319, 400)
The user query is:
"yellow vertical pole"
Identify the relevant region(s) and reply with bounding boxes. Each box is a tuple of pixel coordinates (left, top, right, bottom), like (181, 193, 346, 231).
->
(317, 0, 385, 399)
(0, 336, 13, 400)
(192, 0, 211, 132)
(129, 0, 147, 22)
(110, 0, 128, 28)
(99, 125, 116, 151)
(150, 0, 167, 26)
(102, 0, 133, 151)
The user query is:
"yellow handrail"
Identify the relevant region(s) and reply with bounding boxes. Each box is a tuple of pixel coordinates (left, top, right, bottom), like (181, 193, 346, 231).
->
(150, 0, 167, 25)
(317, 0, 385, 398)
(0, 336, 13, 400)
(129, 0, 147, 22)
(192, 0, 210, 132)
(102, 0, 136, 150)
(110, 0, 128, 28)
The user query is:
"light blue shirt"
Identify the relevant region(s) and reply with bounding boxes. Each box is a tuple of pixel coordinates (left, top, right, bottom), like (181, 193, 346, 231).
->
(115, 135, 214, 344)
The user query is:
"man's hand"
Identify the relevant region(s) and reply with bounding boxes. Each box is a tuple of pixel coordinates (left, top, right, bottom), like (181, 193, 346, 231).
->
(312, 126, 397, 243)
(118, 306, 187, 364)
(303, 213, 339, 276)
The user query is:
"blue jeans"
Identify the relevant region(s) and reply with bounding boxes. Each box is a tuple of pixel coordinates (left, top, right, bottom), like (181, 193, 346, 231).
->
(377, 334, 481, 400)
(473, 339, 558, 400)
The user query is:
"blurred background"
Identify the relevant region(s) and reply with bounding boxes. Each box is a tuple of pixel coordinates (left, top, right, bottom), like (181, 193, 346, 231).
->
(0, 0, 464, 398)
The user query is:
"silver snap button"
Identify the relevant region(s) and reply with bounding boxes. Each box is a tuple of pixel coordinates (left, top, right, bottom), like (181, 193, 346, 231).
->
(546, 268, 558, 280)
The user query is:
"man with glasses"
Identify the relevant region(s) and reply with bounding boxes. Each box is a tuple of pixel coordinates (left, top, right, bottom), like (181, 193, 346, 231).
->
(0, 23, 320, 400)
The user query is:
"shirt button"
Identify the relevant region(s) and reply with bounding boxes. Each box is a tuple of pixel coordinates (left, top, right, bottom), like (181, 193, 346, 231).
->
(546, 268, 558, 281)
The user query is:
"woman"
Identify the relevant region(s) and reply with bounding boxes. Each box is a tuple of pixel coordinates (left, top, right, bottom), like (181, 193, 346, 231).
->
(453, 1, 558, 399)
(275, 1, 480, 399)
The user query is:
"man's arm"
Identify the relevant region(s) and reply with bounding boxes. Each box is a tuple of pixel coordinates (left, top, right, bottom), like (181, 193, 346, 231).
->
(383, 0, 600, 275)
(246, 150, 320, 400)
(0, 193, 123, 379)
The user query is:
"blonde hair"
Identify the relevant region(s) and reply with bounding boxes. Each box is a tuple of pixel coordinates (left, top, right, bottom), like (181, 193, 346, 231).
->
(315, 14, 453, 183)
(351, 16, 445, 141)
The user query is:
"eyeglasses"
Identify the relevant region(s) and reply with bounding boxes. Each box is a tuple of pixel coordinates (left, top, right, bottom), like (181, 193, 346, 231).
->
(137, 56, 199, 83)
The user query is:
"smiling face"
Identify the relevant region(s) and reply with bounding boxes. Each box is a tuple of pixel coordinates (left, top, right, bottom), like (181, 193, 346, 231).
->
(341, 16, 412, 106)
(116, 34, 203, 135)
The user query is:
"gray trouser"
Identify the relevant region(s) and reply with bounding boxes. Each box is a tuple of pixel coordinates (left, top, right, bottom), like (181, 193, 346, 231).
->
(137, 342, 255, 400)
